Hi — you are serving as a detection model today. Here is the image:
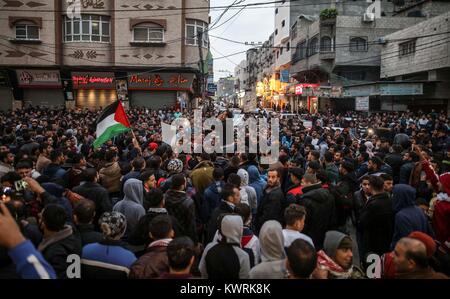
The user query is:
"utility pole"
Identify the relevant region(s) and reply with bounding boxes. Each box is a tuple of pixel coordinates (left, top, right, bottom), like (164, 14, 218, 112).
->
(197, 31, 205, 100)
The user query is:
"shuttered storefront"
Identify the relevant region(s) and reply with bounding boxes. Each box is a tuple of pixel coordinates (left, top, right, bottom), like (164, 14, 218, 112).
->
(75, 89, 117, 109)
(127, 72, 194, 110)
(23, 89, 65, 107)
(130, 90, 176, 109)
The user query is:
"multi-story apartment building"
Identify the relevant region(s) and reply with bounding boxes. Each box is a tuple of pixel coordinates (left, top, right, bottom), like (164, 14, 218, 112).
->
(289, 12, 423, 112)
(376, 11, 450, 114)
(0, 0, 210, 111)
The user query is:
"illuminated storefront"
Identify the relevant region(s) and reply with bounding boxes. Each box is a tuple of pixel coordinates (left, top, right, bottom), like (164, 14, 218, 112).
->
(72, 72, 117, 108)
(294, 83, 320, 113)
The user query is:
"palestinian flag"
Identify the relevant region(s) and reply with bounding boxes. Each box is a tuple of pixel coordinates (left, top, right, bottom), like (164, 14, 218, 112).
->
(93, 100, 131, 148)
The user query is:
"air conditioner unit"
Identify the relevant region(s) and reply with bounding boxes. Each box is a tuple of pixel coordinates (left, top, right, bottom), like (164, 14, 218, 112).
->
(363, 13, 375, 22)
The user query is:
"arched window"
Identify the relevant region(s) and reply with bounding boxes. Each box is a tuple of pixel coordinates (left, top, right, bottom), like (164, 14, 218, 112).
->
(308, 37, 318, 56)
(133, 23, 164, 43)
(350, 37, 368, 52)
(321, 36, 332, 52)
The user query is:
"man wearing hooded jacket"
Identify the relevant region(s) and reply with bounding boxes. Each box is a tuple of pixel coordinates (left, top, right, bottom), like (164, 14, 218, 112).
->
(199, 214, 250, 279)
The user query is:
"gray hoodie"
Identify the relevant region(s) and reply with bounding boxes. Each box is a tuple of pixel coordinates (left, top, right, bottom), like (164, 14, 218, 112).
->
(199, 215, 250, 279)
(323, 230, 347, 259)
(113, 178, 145, 235)
(237, 169, 258, 212)
(249, 220, 286, 279)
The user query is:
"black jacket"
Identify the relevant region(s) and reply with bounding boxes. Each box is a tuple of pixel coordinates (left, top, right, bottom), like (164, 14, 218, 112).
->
(39, 228, 82, 279)
(19, 141, 40, 156)
(255, 186, 284, 234)
(74, 224, 103, 247)
(353, 189, 370, 229)
(359, 192, 394, 257)
(332, 172, 359, 228)
(384, 153, 403, 183)
(164, 189, 198, 243)
(73, 182, 112, 225)
(128, 208, 182, 247)
(297, 183, 336, 250)
(206, 201, 235, 244)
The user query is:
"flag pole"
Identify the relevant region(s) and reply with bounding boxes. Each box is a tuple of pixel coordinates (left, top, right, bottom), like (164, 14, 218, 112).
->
(131, 129, 142, 156)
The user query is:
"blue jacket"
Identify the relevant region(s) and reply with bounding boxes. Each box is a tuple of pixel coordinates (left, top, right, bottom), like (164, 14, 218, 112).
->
(82, 240, 137, 278)
(391, 184, 435, 249)
(281, 136, 293, 149)
(248, 166, 266, 206)
(8, 240, 56, 279)
(42, 163, 66, 180)
(41, 183, 73, 224)
(356, 162, 369, 179)
(399, 162, 414, 184)
(203, 181, 225, 223)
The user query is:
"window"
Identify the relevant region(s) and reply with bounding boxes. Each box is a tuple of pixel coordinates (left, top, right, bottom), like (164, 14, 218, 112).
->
(350, 37, 368, 52)
(299, 41, 306, 59)
(133, 25, 164, 43)
(286, 42, 290, 52)
(308, 37, 319, 56)
(275, 8, 278, 14)
(320, 36, 332, 52)
(399, 40, 416, 56)
(280, 47, 283, 55)
(64, 15, 110, 42)
(186, 19, 208, 47)
(291, 26, 297, 39)
(275, 29, 278, 35)
(15, 24, 39, 40)
(282, 20, 285, 27)
(277, 51, 279, 59)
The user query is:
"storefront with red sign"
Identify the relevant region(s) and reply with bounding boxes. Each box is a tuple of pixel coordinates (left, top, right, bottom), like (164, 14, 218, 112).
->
(127, 72, 195, 109)
(15, 69, 64, 107)
(294, 83, 320, 113)
(71, 72, 117, 108)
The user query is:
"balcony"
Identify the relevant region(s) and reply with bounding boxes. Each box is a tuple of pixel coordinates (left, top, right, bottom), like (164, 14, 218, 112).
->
(319, 50, 335, 60)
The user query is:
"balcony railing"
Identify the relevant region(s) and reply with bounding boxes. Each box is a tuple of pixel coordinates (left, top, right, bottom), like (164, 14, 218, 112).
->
(319, 50, 335, 60)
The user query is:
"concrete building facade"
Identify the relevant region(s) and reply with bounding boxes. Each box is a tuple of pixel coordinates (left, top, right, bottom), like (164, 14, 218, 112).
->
(0, 0, 210, 111)
(378, 11, 450, 114)
(289, 13, 424, 113)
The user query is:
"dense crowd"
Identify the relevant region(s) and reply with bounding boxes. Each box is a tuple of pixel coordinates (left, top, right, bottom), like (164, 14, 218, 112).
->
(0, 104, 449, 279)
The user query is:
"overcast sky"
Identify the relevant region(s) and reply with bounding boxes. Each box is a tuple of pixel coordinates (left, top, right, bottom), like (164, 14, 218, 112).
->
(209, 0, 274, 81)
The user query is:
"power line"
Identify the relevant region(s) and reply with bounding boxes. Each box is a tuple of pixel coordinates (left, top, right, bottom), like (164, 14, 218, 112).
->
(210, 31, 450, 50)
(209, 0, 245, 31)
(0, 36, 248, 78)
(0, 0, 331, 13)
(211, 4, 248, 33)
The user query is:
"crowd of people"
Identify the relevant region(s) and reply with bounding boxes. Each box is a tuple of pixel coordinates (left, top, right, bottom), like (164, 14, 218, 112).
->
(0, 103, 449, 279)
